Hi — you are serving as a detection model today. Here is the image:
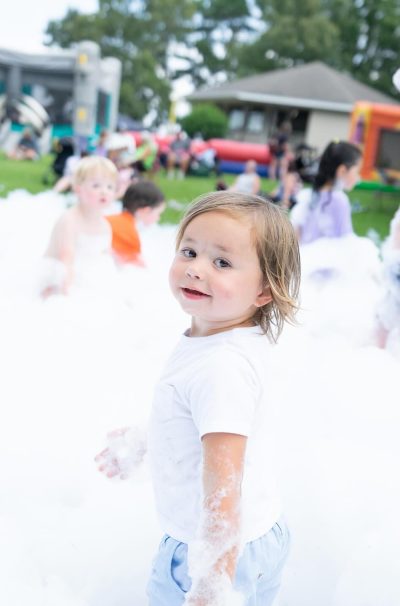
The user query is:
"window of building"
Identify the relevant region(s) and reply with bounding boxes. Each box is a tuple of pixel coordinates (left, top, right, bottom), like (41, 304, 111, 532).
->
(228, 108, 245, 131)
(247, 109, 264, 133)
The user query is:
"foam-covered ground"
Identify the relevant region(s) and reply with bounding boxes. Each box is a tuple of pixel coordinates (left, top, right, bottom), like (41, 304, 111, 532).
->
(0, 190, 399, 606)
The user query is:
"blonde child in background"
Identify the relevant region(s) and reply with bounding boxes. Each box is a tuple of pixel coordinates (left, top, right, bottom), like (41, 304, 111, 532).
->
(96, 191, 300, 606)
(229, 160, 261, 195)
(42, 156, 118, 296)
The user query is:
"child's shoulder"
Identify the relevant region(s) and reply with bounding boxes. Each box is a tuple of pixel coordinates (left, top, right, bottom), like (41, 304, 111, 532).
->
(331, 189, 350, 204)
(181, 330, 271, 401)
(53, 206, 79, 232)
(196, 328, 271, 373)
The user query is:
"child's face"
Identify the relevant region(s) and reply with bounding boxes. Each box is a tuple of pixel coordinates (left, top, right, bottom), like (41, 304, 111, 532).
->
(169, 211, 271, 336)
(337, 159, 361, 191)
(75, 171, 117, 210)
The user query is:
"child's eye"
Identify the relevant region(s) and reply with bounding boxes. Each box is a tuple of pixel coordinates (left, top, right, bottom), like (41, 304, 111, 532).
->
(180, 248, 196, 258)
(214, 258, 231, 269)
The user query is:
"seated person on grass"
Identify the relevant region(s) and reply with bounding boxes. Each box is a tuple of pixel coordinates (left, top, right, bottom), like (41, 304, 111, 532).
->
(8, 128, 39, 161)
(133, 131, 158, 176)
(106, 181, 165, 266)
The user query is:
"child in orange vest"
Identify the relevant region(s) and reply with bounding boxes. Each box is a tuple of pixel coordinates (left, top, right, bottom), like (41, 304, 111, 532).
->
(107, 181, 165, 265)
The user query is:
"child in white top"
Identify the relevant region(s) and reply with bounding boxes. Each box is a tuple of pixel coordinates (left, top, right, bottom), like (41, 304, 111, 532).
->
(96, 192, 300, 605)
(42, 156, 118, 296)
(230, 160, 261, 195)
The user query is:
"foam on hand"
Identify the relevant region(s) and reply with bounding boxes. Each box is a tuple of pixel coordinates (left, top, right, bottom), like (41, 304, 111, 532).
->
(105, 426, 147, 479)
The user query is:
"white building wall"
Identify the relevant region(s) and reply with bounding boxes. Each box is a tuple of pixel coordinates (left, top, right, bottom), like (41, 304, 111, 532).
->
(305, 110, 351, 152)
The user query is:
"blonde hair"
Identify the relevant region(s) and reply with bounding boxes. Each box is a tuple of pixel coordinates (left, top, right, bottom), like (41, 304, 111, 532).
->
(176, 191, 301, 341)
(73, 156, 118, 185)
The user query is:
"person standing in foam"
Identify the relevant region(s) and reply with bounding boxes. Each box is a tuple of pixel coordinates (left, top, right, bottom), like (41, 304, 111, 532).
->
(291, 140, 361, 244)
(374, 68, 400, 350)
(96, 191, 301, 605)
(41, 156, 118, 296)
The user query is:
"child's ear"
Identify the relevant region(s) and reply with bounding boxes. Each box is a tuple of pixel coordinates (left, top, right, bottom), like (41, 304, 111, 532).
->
(255, 285, 272, 308)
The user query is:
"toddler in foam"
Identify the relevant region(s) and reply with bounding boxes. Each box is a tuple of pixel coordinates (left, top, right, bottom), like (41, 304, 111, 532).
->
(96, 190, 301, 605)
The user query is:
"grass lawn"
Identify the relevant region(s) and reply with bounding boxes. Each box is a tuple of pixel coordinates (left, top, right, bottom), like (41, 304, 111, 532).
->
(1, 152, 398, 240)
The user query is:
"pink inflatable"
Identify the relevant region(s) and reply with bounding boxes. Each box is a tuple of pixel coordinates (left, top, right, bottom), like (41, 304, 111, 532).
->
(128, 132, 271, 164)
(208, 138, 271, 164)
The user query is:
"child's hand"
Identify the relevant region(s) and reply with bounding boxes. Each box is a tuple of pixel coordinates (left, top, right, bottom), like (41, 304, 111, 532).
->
(95, 426, 147, 480)
(184, 577, 243, 606)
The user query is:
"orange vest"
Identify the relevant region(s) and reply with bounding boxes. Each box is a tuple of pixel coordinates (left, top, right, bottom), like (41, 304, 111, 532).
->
(106, 211, 141, 263)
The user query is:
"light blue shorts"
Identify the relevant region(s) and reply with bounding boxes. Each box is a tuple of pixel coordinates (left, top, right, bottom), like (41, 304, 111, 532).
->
(147, 520, 290, 606)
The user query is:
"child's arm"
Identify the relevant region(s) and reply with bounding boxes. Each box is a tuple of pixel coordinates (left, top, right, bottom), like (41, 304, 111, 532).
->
(252, 174, 261, 195)
(281, 172, 296, 210)
(55, 214, 77, 294)
(185, 432, 246, 605)
(42, 212, 76, 296)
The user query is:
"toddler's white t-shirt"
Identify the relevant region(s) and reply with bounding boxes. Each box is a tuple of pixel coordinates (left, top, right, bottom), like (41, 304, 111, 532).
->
(148, 326, 281, 544)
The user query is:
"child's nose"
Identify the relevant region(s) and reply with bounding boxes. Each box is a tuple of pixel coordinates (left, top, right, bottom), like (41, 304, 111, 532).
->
(185, 261, 203, 280)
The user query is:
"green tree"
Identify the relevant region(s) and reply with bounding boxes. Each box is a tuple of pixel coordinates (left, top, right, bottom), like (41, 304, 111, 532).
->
(237, 0, 339, 75)
(236, 0, 400, 97)
(180, 103, 228, 139)
(175, 0, 256, 86)
(45, 0, 196, 122)
(44, 0, 400, 121)
(323, 0, 400, 96)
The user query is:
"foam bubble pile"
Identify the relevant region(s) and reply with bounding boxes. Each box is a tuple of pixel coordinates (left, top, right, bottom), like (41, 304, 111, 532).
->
(0, 190, 399, 606)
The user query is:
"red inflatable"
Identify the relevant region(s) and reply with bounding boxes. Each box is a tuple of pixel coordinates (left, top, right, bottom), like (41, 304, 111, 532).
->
(128, 132, 271, 164)
(208, 139, 271, 164)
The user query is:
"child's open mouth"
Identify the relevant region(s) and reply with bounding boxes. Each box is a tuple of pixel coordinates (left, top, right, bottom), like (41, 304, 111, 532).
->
(182, 287, 210, 300)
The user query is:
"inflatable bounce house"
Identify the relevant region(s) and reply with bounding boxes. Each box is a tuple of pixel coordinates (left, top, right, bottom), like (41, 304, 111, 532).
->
(199, 138, 271, 177)
(131, 132, 272, 177)
(0, 41, 121, 154)
(350, 101, 400, 185)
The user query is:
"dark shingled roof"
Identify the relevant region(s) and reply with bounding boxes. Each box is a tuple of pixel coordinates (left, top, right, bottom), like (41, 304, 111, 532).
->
(188, 62, 398, 112)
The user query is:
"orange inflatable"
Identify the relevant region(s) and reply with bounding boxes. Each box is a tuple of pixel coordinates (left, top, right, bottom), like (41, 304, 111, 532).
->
(350, 102, 400, 181)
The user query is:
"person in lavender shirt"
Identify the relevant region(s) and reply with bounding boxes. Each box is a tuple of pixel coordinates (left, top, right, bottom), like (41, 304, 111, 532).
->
(290, 141, 362, 244)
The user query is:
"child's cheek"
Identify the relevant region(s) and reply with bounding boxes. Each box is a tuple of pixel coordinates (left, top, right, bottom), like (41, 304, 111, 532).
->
(168, 262, 180, 293)
(216, 281, 234, 301)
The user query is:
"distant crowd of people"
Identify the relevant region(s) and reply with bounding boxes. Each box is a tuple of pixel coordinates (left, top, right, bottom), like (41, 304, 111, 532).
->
(7, 120, 313, 214)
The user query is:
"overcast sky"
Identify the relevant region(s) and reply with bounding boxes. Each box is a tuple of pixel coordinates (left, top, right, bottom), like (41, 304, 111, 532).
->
(0, 0, 97, 52)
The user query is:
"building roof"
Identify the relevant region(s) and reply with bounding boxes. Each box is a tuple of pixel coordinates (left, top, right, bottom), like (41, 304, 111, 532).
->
(188, 61, 398, 113)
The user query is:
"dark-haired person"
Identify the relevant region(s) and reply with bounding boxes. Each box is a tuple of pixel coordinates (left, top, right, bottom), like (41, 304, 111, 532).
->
(107, 181, 165, 265)
(290, 140, 361, 244)
(269, 159, 303, 210)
